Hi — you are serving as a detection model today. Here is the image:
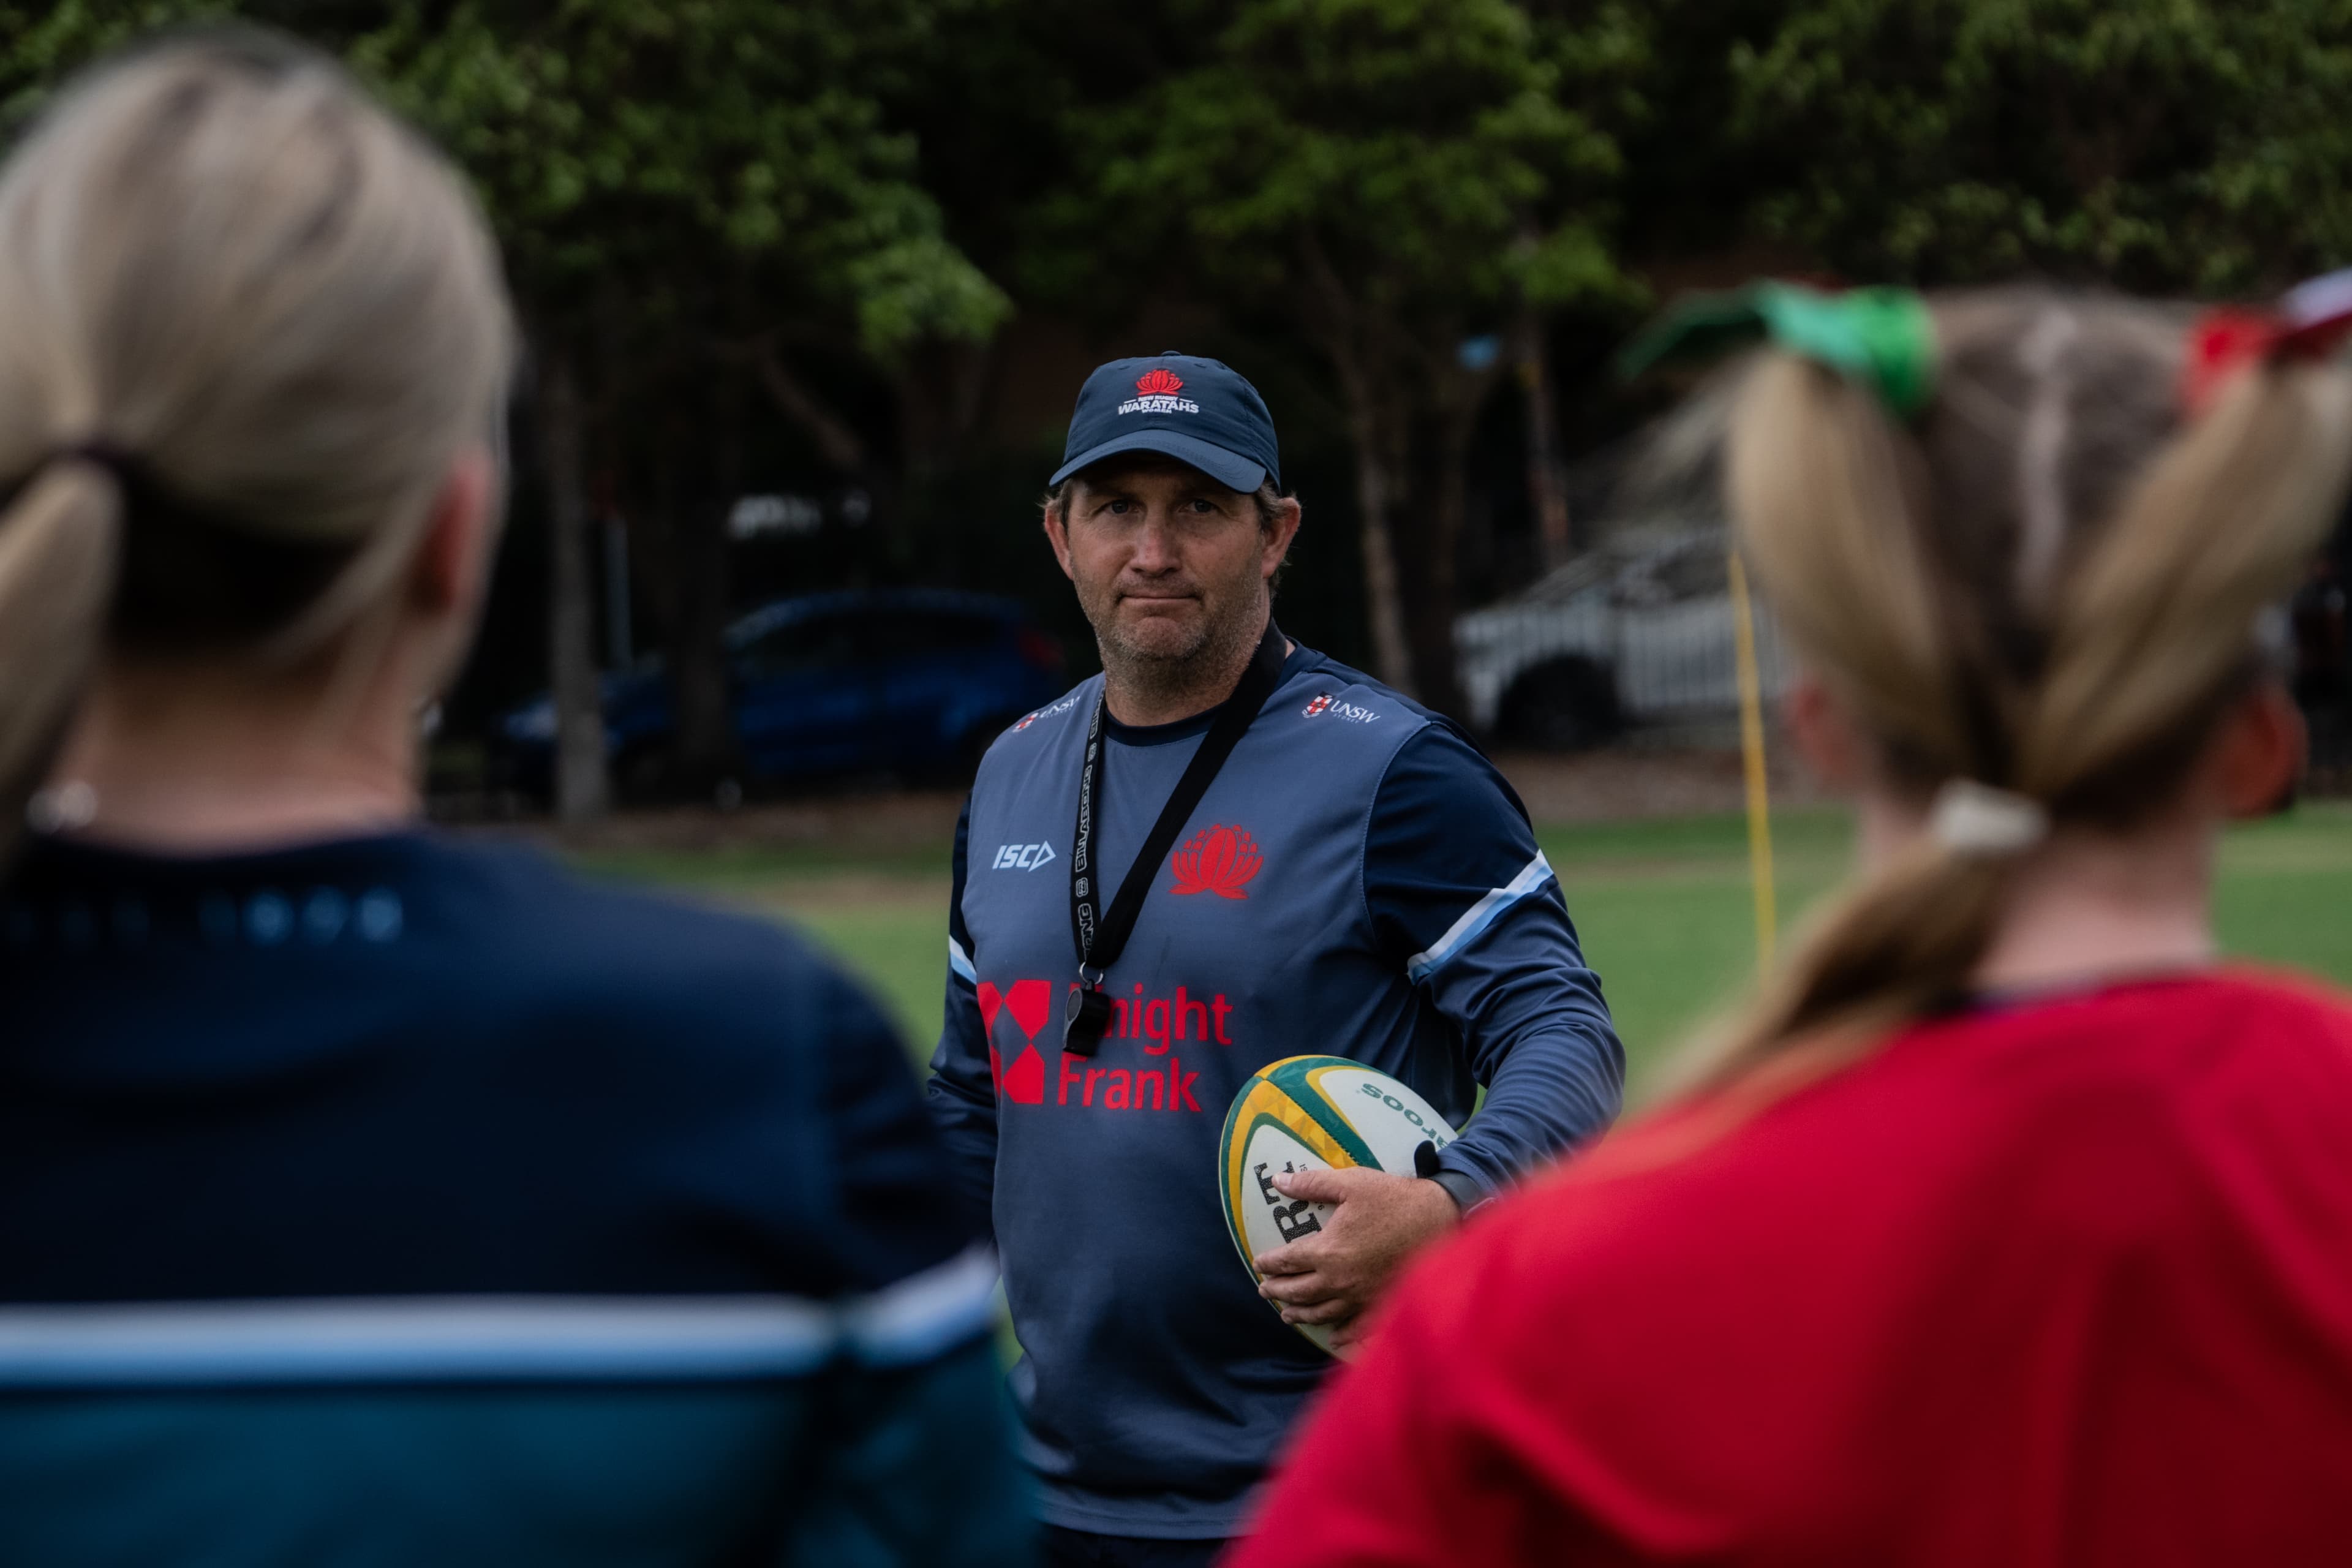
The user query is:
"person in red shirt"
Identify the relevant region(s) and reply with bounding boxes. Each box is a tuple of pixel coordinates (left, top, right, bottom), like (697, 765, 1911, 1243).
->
(1227, 281, 2352, 1566)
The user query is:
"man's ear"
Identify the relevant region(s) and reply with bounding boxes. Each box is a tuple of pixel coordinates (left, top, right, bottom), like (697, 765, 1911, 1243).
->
(2212, 679, 2305, 818)
(1259, 496, 1302, 582)
(410, 445, 497, 617)
(1041, 496, 1076, 582)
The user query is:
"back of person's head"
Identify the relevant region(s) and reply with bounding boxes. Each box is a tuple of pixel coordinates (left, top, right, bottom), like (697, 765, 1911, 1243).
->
(1700, 287, 2352, 1087)
(0, 30, 512, 853)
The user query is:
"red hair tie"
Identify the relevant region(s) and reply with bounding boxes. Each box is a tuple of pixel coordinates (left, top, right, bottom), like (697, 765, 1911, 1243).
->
(2182, 268, 2352, 417)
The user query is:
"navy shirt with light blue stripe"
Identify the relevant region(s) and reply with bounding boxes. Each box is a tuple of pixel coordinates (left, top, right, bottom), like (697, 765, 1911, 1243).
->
(0, 829, 1028, 1567)
(929, 636, 1623, 1539)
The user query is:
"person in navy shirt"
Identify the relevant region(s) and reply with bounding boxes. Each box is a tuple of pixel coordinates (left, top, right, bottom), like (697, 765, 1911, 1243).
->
(0, 34, 1025, 1566)
(927, 353, 1624, 1563)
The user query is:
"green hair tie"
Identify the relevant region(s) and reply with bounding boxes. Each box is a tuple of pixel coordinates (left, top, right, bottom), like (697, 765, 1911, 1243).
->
(1618, 282, 1938, 420)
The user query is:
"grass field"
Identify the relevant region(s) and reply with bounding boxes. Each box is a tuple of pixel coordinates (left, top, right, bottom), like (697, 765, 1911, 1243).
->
(580, 799, 2352, 1098)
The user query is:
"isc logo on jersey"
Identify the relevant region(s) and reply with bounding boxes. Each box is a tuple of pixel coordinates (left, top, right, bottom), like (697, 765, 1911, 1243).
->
(1216, 1055, 1459, 1357)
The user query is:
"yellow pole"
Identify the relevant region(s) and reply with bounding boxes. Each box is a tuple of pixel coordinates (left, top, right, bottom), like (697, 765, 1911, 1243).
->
(1728, 549, 1778, 970)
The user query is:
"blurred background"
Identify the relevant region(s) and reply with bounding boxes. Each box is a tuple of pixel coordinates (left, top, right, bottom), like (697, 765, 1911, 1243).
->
(10, 0, 2350, 1082)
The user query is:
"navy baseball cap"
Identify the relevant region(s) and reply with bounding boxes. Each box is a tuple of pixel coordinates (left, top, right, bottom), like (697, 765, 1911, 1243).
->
(1050, 352, 1281, 494)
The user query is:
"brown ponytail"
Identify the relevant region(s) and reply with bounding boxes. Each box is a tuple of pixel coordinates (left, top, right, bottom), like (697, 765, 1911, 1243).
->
(1687, 290, 2352, 1092)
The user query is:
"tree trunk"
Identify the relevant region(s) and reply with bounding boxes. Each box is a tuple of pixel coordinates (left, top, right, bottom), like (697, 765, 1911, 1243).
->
(1296, 237, 1415, 696)
(1516, 307, 1574, 571)
(1336, 374, 1415, 695)
(1393, 389, 1482, 720)
(671, 372, 742, 790)
(538, 350, 609, 823)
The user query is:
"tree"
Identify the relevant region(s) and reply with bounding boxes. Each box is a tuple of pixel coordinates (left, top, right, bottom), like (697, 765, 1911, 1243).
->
(1726, 0, 2352, 292)
(360, 1, 1011, 804)
(1062, 0, 1646, 710)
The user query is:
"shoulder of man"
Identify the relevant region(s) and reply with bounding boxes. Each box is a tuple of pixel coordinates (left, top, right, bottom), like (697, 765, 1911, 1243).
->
(1283, 648, 1532, 824)
(970, 673, 1101, 780)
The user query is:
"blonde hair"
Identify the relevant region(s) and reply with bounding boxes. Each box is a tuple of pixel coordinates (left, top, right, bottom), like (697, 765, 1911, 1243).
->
(1697, 288, 2352, 1089)
(0, 31, 513, 853)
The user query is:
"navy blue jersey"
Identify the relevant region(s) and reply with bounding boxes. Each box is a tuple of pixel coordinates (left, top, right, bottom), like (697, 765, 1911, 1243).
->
(0, 829, 1029, 1567)
(928, 639, 1623, 1538)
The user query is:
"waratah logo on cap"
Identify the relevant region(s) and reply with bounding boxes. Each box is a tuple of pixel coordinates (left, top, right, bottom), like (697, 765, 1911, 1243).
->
(1119, 366, 1201, 417)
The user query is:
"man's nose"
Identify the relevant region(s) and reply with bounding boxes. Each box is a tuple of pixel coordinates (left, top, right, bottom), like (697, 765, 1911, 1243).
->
(1129, 510, 1182, 573)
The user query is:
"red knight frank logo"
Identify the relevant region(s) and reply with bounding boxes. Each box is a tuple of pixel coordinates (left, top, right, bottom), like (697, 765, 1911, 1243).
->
(979, 974, 1226, 1115)
(1169, 824, 1262, 899)
(1134, 367, 1184, 396)
(975, 979, 1052, 1104)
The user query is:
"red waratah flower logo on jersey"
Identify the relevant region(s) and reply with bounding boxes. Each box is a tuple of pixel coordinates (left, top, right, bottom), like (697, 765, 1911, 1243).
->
(1136, 367, 1185, 397)
(1170, 824, 1262, 899)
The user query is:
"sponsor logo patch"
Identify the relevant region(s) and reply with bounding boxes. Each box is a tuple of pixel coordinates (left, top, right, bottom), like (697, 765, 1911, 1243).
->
(1170, 824, 1262, 899)
(1011, 693, 1082, 734)
(1303, 692, 1379, 723)
(992, 841, 1058, 871)
(978, 974, 1229, 1113)
(1117, 367, 1200, 417)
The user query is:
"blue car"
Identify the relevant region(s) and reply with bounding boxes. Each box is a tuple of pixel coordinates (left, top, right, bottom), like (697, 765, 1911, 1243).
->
(496, 589, 1067, 797)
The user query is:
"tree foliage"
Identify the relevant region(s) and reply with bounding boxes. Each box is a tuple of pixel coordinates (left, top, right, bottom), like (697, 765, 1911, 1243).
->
(1730, 0, 2352, 292)
(355, 1, 1009, 355)
(4, 0, 2350, 766)
(1058, 0, 1650, 703)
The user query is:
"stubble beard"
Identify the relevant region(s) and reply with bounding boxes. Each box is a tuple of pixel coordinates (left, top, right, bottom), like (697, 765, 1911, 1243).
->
(1088, 579, 1266, 719)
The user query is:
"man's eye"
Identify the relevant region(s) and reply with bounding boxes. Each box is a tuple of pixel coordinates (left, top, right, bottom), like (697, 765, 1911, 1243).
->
(1106, 500, 1133, 514)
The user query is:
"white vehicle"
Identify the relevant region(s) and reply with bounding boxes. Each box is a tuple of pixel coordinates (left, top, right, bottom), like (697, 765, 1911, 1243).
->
(1455, 524, 1796, 747)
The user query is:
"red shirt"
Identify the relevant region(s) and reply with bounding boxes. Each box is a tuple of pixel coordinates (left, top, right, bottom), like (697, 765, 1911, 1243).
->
(1229, 972, 2352, 1567)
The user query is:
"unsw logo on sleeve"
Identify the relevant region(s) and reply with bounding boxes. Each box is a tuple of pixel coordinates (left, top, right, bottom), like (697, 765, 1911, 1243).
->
(1011, 693, 1082, 734)
(1302, 692, 1379, 723)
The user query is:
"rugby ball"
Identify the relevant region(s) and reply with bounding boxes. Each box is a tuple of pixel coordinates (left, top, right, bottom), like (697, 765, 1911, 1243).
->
(1218, 1055, 1460, 1357)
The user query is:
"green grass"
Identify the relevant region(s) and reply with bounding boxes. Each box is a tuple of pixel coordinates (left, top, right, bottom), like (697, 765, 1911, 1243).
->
(578, 801, 2352, 1096)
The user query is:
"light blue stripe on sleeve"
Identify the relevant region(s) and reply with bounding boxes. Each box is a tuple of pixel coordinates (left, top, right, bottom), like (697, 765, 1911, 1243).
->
(845, 1246, 1001, 1368)
(0, 1250, 1001, 1387)
(1404, 852, 1559, 984)
(947, 935, 976, 984)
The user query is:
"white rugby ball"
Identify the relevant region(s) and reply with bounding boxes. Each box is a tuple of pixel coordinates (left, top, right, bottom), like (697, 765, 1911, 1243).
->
(1216, 1054, 1460, 1357)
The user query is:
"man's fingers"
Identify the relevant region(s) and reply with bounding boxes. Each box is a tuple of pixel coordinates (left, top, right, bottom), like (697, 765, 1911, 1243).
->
(1252, 1239, 1327, 1276)
(1278, 1297, 1355, 1327)
(1271, 1166, 1359, 1205)
(1258, 1270, 1338, 1306)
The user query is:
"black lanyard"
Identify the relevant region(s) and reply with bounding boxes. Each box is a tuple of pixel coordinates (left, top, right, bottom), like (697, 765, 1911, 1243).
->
(1064, 618, 1287, 1055)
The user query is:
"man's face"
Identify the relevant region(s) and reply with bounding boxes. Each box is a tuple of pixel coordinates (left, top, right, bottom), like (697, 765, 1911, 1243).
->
(1045, 456, 1298, 671)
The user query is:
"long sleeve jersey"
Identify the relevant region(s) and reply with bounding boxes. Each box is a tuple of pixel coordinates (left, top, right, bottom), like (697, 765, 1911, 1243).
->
(0, 831, 1030, 1567)
(1231, 973, 2352, 1567)
(926, 637, 1623, 1539)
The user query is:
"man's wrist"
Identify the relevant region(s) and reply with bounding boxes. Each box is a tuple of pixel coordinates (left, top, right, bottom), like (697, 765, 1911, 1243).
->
(1427, 1167, 1488, 1216)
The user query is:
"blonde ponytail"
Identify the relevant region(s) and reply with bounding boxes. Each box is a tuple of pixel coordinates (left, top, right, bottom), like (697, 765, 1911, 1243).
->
(1684, 290, 2352, 1094)
(0, 462, 119, 859)
(0, 32, 512, 865)
(2024, 363, 2352, 809)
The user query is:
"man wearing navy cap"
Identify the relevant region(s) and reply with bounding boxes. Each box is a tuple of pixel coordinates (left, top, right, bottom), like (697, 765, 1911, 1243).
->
(927, 353, 1624, 1564)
